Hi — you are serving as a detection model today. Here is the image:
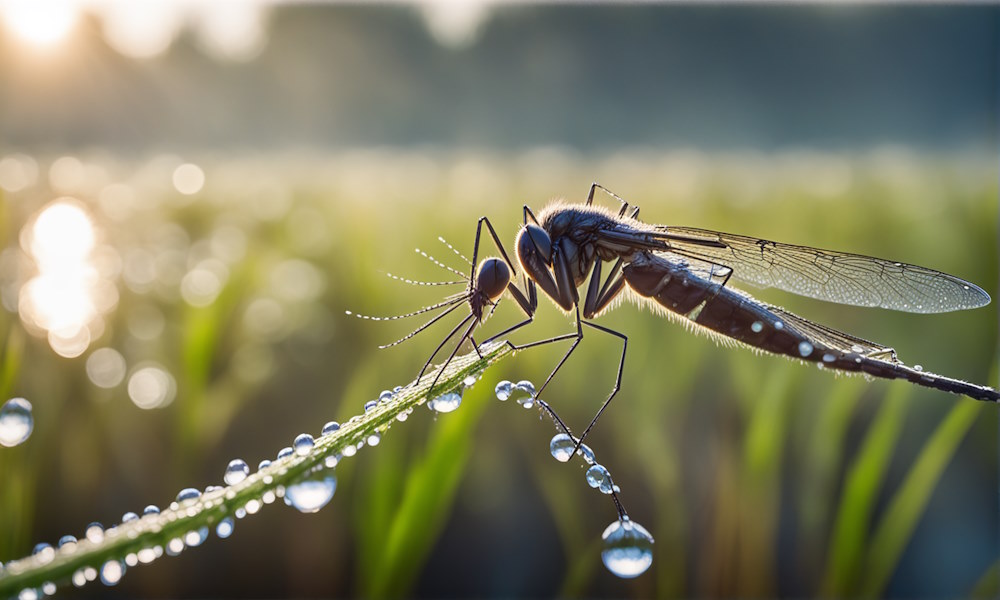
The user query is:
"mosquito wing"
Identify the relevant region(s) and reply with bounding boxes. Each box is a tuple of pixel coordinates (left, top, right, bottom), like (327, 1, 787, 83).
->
(637, 226, 991, 314)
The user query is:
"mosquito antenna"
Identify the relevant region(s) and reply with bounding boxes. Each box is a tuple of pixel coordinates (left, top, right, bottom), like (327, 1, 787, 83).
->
(378, 297, 470, 349)
(415, 248, 467, 278)
(438, 236, 472, 266)
(384, 272, 465, 287)
(345, 293, 468, 322)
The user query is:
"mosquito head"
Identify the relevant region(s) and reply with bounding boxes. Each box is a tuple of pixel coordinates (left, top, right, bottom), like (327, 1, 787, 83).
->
(476, 258, 510, 301)
(518, 223, 552, 265)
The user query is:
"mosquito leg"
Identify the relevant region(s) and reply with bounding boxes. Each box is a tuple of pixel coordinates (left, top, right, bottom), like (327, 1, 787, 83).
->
(417, 312, 475, 383)
(428, 315, 479, 394)
(572, 320, 627, 453)
(533, 304, 584, 399)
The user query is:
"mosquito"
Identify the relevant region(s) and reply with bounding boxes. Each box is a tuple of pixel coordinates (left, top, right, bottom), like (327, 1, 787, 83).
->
(356, 183, 998, 455)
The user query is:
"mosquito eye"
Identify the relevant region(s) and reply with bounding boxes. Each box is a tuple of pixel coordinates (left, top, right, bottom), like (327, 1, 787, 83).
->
(522, 224, 552, 264)
(477, 258, 510, 300)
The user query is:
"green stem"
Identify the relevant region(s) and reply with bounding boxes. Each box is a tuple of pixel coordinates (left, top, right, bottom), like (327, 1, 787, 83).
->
(0, 343, 511, 597)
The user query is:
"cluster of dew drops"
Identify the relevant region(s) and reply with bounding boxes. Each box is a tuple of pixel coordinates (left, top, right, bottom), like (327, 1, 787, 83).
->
(3, 372, 651, 599)
(494, 379, 655, 579)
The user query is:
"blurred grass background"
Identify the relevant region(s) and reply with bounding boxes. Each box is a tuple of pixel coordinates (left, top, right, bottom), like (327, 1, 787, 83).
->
(0, 3, 997, 598)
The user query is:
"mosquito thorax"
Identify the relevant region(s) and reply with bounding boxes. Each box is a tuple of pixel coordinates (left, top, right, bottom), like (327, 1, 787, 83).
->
(476, 257, 510, 300)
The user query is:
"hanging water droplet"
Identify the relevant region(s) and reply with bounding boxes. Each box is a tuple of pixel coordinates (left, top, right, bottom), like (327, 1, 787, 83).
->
(293, 433, 315, 456)
(176, 488, 201, 503)
(321, 421, 340, 436)
(364, 400, 377, 412)
(601, 518, 654, 578)
(83, 566, 97, 581)
(244, 499, 262, 514)
(463, 374, 478, 387)
(19, 588, 39, 600)
(143, 505, 159, 516)
(586, 464, 614, 494)
(85, 523, 104, 543)
(342, 444, 357, 457)
(224, 459, 249, 485)
(235, 507, 247, 519)
(184, 527, 208, 547)
(166, 538, 184, 556)
(549, 433, 575, 463)
(32, 543, 54, 565)
(325, 455, 340, 468)
(379, 390, 393, 403)
(396, 411, 409, 422)
(750, 321, 763, 333)
(366, 433, 381, 446)
(125, 553, 138, 567)
(137, 547, 157, 563)
(216, 517, 234, 539)
(285, 474, 337, 513)
(0, 398, 33, 447)
(577, 443, 595, 465)
(515, 380, 536, 396)
(495, 380, 513, 401)
(798, 341, 814, 357)
(277, 447, 293, 460)
(72, 570, 86, 587)
(99, 559, 125, 586)
(428, 392, 462, 413)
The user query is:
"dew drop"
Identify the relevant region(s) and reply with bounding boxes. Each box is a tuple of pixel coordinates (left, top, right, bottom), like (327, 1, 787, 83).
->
(121, 512, 139, 524)
(224, 459, 249, 485)
(0, 398, 33, 447)
(495, 380, 512, 401)
(72, 570, 86, 587)
(601, 518, 654, 578)
(396, 411, 409, 422)
(550, 433, 575, 463)
(285, 475, 337, 513)
(57, 535, 77, 550)
(577, 443, 596, 465)
(84, 566, 97, 581)
(19, 588, 38, 600)
(321, 421, 340, 436)
(32, 543, 54, 565)
(378, 390, 393, 403)
(798, 341, 814, 357)
(364, 400, 377, 412)
(125, 553, 138, 567)
(244, 499, 262, 514)
(823, 353, 836, 363)
(277, 447, 293, 460)
(293, 433, 315, 456)
(428, 392, 462, 413)
(342, 444, 357, 457)
(166, 538, 184, 556)
(774, 321, 784, 330)
(750, 321, 763, 333)
(216, 517, 234, 539)
(367, 433, 382, 446)
(257, 459, 271, 471)
(176, 488, 201, 503)
(143, 505, 159, 515)
(515, 380, 536, 396)
(325, 455, 340, 468)
(85, 522, 104, 543)
(463, 374, 478, 387)
(235, 507, 247, 519)
(137, 547, 157, 563)
(99, 559, 124, 586)
(914, 364, 923, 372)
(586, 464, 614, 494)
(184, 527, 208, 547)
(42, 582, 55, 596)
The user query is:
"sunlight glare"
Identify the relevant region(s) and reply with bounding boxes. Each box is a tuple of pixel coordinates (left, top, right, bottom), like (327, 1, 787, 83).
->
(1, 0, 78, 47)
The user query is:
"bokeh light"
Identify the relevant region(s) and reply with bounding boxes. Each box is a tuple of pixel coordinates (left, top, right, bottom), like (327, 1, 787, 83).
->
(0, 0, 78, 47)
(86, 347, 127, 388)
(127, 364, 176, 409)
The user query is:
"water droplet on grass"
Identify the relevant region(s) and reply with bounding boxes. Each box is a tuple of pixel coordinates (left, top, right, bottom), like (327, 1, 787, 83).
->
(601, 518, 654, 578)
(121, 512, 138, 523)
(364, 400, 377, 412)
(550, 433, 575, 462)
(0, 398, 33, 447)
(379, 390, 393, 403)
(57, 535, 77, 550)
(285, 474, 337, 513)
(143, 505, 159, 515)
(277, 447, 293, 459)
(216, 517, 234, 538)
(85, 523, 104, 543)
(184, 527, 208, 547)
(294, 433, 314, 455)
(495, 380, 512, 400)
(32, 544, 54, 565)
(367, 433, 381, 446)
(176, 488, 200, 503)
(258, 459, 271, 471)
(428, 392, 462, 413)
(321, 421, 340, 435)
(100, 559, 124, 586)
(915, 364, 923, 372)
(586, 464, 614, 494)
(224, 459, 249, 485)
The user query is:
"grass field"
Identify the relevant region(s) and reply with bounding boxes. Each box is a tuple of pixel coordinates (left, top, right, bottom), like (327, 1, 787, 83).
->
(0, 148, 996, 597)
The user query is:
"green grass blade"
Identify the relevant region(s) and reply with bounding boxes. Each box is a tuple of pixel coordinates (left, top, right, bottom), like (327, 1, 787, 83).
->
(821, 384, 910, 596)
(859, 400, 983, 597)
(0, 343, 510, 598)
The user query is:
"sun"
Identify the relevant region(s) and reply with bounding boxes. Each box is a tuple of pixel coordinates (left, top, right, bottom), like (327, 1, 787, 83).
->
(1, 0, 78, 47)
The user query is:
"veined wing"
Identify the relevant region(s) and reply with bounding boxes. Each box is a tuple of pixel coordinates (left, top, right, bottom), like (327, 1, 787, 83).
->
(642, 226, 990, 314)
